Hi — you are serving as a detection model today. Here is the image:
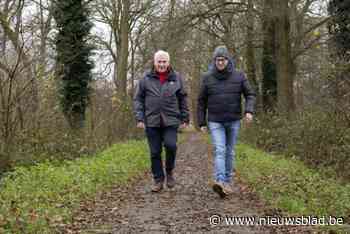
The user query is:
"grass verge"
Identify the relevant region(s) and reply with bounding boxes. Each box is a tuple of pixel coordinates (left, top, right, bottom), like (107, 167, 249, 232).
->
(236, 144, 350, 233)
(0, 140, 149, 233)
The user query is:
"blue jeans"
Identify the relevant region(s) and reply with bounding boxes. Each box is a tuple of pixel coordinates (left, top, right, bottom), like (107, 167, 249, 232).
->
(208, 121, 240, 183)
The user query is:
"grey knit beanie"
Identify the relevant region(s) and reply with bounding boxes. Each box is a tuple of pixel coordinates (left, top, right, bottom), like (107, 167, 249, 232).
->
(213, 45, 230, 59)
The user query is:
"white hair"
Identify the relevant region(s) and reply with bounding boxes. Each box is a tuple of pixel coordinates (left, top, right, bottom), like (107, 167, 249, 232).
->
(154, 50, 170, 62)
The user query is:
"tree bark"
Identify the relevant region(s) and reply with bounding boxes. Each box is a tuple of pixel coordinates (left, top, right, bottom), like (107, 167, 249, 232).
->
(116, 0, 130, 100)
(262, 0, 277, 111)
(274, 0, 295, 113)
(245, 0, 259, 102)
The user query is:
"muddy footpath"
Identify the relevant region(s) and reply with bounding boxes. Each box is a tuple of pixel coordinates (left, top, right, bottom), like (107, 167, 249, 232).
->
(59, 132, 315, 234)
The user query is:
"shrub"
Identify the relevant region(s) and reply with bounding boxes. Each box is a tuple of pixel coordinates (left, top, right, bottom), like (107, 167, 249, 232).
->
(240, 110, 350, 180)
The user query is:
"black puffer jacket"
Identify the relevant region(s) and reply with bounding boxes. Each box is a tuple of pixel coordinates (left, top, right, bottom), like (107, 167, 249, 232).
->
(197, 59, 256, 127)
(133, 69, 189, 127)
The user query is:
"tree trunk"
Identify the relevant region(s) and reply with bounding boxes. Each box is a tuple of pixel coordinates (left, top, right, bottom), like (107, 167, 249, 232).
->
(116, 0, 130, 100)
(245, 0, 259, 105)
(130, 33, 136, 100)
(167, 0, 177, 66)
(262, 0, 277, 111)
(274, 0, 295, 113)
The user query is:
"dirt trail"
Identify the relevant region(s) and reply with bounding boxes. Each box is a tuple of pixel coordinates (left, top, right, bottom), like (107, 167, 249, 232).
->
(63, 132, 313, 234)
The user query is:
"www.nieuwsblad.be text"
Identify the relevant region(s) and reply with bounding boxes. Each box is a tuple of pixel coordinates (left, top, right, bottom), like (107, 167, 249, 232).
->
(209, 215, 344, 227)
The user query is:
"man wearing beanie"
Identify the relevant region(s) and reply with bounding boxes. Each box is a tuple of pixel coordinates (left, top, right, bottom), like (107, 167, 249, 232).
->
(134, 50, 189, 192)
(197, 46, 256, 198)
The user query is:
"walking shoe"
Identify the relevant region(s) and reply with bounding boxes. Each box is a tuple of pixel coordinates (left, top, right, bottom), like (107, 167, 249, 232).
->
(151, 180, 163, 192)
(223, 183, 234, 195)
(166, 173, 176, 188)
(212, 181, 227, 198)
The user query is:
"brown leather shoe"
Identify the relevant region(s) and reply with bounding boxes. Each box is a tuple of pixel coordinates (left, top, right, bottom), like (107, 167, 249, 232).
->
(151, 181, 163, 192)
(166, 173, 175, 188)
(223, 183, 234, 195)
(212, 182, 227, 198)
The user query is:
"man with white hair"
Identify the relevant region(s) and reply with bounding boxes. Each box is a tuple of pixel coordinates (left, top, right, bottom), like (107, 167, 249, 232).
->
(134, 50, 189, 192)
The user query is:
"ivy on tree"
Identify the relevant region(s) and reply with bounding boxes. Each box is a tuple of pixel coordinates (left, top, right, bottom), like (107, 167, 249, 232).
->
(328, 0, 350, 62)
(53, 0, 94, 129)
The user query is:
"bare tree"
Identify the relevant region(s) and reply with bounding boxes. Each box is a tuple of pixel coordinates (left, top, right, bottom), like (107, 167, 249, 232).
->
(91, 0, 156, 98)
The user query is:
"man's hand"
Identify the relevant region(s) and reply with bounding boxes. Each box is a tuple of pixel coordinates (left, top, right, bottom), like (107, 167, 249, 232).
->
(200, 126, 208, 133)
(136, 121, 145, 129)
(244, 113, 253, 124)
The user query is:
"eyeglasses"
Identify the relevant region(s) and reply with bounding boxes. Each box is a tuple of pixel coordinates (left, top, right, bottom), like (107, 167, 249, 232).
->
(215, 58, 227, 62)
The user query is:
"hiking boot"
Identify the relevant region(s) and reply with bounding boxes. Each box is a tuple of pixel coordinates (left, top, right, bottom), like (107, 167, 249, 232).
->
(166, 173, 176, 188)
(223, 183, 234, 195)
(151, 180, 163, 192)
(212, 181, 227, 198)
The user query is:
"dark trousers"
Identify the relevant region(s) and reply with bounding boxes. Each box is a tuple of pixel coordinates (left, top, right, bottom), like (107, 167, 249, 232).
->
(145, 126, 178, 182)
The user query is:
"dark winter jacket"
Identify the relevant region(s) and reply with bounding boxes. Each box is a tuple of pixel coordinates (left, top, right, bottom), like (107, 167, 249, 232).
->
(197, 57, 256, 127)
(133, 68, 189, 127)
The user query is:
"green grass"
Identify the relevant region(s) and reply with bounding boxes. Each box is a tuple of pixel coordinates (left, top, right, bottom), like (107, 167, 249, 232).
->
(2, 133, 349, 233)
(0, 140, 149, 233)
(236, 144, 350, 233)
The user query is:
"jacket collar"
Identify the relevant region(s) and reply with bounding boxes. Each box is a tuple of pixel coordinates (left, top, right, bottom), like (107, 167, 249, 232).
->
(147, 66, 177, 81)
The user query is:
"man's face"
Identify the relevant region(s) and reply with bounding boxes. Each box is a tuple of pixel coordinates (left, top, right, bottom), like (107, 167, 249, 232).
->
(154, 54, 169, 73)
(215, 56, 228, 71)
